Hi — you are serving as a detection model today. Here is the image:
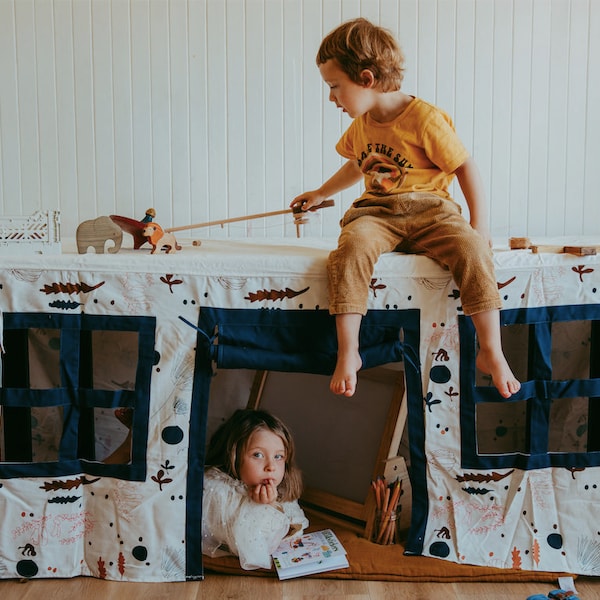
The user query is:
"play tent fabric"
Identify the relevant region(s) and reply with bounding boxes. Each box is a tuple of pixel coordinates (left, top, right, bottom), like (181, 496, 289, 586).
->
(0, 237, 599, 581)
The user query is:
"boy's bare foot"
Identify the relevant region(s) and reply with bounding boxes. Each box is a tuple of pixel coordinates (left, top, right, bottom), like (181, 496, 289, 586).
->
(476, 349, 521, 398)
(330, 351, 363, 397)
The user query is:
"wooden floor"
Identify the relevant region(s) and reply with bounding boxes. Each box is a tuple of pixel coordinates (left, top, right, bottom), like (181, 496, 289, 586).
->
(1, 574, 599, 599)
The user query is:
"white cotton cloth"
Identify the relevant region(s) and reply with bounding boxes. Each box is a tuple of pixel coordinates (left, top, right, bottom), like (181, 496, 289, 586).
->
(201, 467, 309, 570)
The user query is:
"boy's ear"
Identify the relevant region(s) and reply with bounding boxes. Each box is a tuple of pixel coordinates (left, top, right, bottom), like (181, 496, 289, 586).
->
(360, 69, 376, 88)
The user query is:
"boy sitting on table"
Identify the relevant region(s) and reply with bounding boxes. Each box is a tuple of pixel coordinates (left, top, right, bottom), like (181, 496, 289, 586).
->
(292, 18, 520, 400)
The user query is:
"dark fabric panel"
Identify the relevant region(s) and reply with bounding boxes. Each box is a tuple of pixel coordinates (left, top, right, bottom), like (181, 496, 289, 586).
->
(460, 305, 600, 472)
(0, 312, 155, 481)
(196, 307, 419, 373)
(185, 328, 214, 581)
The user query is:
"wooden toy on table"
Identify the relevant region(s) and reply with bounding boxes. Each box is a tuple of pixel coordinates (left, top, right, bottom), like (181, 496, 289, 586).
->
(142, 222, 181, 254)
(0, 210, 61, 255)
(110, 200, 335, 252)
(110, 213, 153, 250)
(509, 237, 598, 256)
(110, 209, 181, 253)
(163, 199, 335, 245)
(76, 215, 123, 254)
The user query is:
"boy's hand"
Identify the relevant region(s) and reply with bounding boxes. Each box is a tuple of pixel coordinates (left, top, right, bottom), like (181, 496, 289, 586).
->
(290, 190, 327, 212)
(249, 480, 278, 505)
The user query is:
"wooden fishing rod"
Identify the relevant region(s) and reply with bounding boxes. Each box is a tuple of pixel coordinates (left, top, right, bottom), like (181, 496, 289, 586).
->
(164, 199, 335, 234)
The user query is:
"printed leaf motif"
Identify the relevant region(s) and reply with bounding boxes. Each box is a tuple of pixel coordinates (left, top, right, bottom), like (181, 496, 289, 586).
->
(576, 536, 600, 572)
(461, 487, 492, 495)
(511, 546, 522, 569)
(48, 300, 83, 310)
(47, 495, 81, 504)
(244, 286, 309, 303)
(369, 278, 386, 297)
(532, 538, 541, 566)
(160, 273, 183, 293)
(39, 476, 100, 492)
(217, 276, 247, 290)
(151, 469, 173, 491)
(10, 268, 43, 282)
(18, 543, 36, 556)
(567, 466, 585, 479)
(118, 551, 126, 576)
(40, 281, 105, 295)
(424, 391, 441, 412)
(432, 348, 449, 361)
(572, 265, 594, 282)
(445, 386, 459, 400)
(456, 470, 514, 483)
(497, 276, 517, 289)
(98, 557, 107, 579)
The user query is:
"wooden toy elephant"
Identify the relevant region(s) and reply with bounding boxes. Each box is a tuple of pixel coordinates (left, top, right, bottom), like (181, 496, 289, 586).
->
(76, 215, 123, 254)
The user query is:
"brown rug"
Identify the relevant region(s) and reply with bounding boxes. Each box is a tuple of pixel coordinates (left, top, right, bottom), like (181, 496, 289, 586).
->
(202, 514, 572, 582)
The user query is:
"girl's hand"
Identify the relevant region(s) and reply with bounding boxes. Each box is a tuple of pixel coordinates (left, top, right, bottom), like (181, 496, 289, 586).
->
(249, 480, 278, 505)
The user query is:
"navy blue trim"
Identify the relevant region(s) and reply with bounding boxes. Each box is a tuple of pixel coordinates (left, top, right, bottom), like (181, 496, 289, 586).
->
(460, 304, 600, 471)
(500, 303, 600, 325)
(0, 313, 155, 481)
(196, 307, 420, 372)
(184, 327, 213, 580)
(402, 319, 429, 556)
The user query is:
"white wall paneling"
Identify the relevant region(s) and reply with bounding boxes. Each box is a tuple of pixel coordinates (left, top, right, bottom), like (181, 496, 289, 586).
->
(0, 0, 598, 241)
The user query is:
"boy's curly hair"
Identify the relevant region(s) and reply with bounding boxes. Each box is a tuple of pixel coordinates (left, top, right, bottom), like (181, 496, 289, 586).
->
(205, 408, 303, 503)
(317, 17, 405, 92)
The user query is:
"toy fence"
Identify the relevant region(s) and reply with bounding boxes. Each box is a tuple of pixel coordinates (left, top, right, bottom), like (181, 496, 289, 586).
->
(0, 210, 61, 255)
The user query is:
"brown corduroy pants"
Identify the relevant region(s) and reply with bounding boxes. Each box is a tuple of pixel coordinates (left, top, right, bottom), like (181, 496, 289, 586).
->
(327, 192, 501, 317)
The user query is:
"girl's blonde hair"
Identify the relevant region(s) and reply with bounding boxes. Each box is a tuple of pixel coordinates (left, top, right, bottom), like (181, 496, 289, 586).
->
(317, 17, 405, 92)
(205, 408, 303, 502)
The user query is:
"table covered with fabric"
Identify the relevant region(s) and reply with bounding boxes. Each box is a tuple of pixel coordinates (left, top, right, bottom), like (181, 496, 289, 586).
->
(0, 237, 599, 580)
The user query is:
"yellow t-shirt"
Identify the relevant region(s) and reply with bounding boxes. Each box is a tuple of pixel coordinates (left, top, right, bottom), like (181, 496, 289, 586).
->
(336, 97, 469, 200)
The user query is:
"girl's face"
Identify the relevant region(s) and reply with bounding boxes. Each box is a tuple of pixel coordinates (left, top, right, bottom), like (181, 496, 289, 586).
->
(319, 59, 375, 119)
(238, 428, 287, 489)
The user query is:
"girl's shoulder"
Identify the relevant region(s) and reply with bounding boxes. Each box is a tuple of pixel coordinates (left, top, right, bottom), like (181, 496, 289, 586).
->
(204, 467, 246, 493)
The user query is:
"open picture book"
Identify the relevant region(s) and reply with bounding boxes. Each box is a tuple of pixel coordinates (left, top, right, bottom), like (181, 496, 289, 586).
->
(272, 529, 349, 580)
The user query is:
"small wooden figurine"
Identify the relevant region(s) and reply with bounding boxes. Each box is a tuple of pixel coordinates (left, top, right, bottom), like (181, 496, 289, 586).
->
(76, 215, 123, 254)
(142, 222, 181, 254)
(110, 209, 157, 249)
(141, 208, 156, 223)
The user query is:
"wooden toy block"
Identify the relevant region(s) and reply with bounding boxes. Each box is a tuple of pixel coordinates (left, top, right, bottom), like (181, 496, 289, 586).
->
(509, 237, 531, 250)
(509, 237, 599, 256)
(563, 246, 597, 256)
(530, 244, 567, 254)
(531, 244, 598, 255)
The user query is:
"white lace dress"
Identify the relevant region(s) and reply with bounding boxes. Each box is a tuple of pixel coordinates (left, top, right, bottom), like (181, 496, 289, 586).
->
(201, 467, 309, 570)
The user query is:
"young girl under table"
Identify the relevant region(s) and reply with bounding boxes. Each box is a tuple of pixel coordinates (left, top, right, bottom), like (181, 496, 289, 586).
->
(201, 409, 308, 570)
